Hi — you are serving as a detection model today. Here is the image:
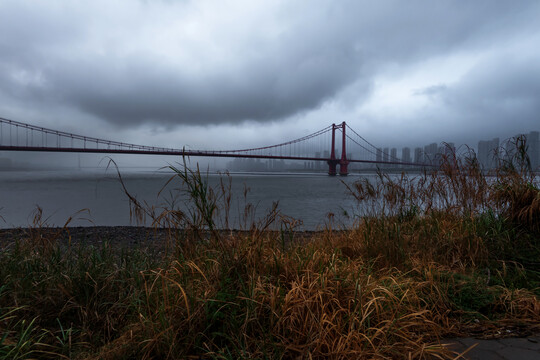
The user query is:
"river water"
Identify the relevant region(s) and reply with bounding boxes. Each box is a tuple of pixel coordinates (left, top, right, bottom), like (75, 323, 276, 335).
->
(0, 168, 364, 230)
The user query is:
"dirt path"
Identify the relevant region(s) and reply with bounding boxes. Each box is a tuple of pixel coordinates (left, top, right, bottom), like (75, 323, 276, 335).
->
(443, 335, 540, 359)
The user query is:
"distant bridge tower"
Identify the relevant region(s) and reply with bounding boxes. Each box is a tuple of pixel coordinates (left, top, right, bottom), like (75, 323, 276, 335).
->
(327, 122, 349, 176)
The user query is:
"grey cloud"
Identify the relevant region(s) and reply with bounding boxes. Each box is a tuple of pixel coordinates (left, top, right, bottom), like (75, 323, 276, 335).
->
(1, 0, 540, 129)
(413, 85, 447, 97)
(51, 49, 361, 126)
(441, 57, 540, 124)
(1, 1, 365, 126)
(391, 56, 540, 147)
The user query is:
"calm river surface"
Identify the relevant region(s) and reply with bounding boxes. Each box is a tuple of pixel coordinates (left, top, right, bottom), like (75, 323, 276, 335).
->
(0, 168, 368, 230)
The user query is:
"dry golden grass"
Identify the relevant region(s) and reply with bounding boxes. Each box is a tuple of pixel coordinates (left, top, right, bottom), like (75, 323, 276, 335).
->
(70, 227, 536, 359)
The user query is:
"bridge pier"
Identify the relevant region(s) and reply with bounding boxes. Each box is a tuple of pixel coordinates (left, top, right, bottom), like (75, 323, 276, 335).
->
(327, 160, 338, 176)
(339, 161, 348, 176)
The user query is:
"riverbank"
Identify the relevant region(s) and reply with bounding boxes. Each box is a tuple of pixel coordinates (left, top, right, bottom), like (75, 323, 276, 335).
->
(0, 226, 320, 253)
(1, 223, 539, 359)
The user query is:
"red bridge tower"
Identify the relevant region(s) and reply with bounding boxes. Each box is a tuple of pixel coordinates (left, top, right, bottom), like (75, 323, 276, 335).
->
(327, 122, 349, 176)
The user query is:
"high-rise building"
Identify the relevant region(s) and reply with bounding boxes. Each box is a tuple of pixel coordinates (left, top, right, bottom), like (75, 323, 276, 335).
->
(423, 143, 438, 164)
(414, 147, 423, 163)
(444, 142, 456, 156)
(478, 138, 499, 169)
(376, 148, 382, 162)
(478, 140, 490, 168)
(402, 147, 411, 163)
(527, 131, 539, 170)
(502, 138, 517, 166)
(390, 148, 397, 162)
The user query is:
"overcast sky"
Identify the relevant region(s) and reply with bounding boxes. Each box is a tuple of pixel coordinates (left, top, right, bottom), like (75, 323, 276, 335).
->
(1, 0, 540, 161)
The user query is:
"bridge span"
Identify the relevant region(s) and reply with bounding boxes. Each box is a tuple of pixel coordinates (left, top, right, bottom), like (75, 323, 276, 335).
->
(0, 117, 429, 175)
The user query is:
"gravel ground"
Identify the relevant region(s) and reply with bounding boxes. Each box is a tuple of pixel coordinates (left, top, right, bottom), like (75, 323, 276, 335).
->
(0, 226, 179, 252)
(0, 226, 317, 252)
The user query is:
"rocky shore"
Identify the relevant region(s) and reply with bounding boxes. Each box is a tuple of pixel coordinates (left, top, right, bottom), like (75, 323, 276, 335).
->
(0, 226, 174, 251)
(0, 226, 316, 252)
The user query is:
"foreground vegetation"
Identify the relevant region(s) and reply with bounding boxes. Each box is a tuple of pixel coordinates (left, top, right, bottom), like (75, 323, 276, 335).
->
(1, 139, 539, 359)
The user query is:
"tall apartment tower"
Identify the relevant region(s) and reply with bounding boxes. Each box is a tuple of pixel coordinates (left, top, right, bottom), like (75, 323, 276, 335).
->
(444, 142, 456, 156)
(423, 143, 438, 164)
(402, 147, 411, 163)
(478, 138, 499, 169)
(414, 147, 423, 163)
(390, 148, 397, 162)
(478, 141, 489, 168)
(527, 131, 539, 170)
(502, 138, 517, 165)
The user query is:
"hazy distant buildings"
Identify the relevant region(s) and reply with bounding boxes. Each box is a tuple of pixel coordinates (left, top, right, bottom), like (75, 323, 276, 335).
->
(423, 143, 438, 164)
(478, 138, 499, 169)
(527, 131, 539, 170)
(444, 142, 456, 156)
(383, 147, 389, 162)
(228, 157, 268, 171)
(475, 130, 540, 171)
(376, 148, 382, 162)
(414, 147, 423, 163)
(401, 147, 411, 164)
(434, 143, 455, 165)
(315, 152, 322, 170)
(390, 148, 397, 162)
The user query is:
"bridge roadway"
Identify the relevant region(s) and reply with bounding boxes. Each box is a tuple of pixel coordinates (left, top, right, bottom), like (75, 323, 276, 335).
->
(0, 118, 433, 174)
(0, 145, 420, 168)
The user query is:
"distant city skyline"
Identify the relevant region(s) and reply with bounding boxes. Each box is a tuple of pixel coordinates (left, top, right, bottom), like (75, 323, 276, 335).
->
(477, 130, 540, 170)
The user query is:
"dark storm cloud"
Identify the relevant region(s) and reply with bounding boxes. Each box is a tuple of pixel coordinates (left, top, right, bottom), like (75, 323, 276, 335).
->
(399, 54, 540, 147)
(0, 0, 365, 126)
(442, 57, 540, 134)
(443, 59, 540, 115)
(0, 0, 539, 129)
(49, 49, 359, 125)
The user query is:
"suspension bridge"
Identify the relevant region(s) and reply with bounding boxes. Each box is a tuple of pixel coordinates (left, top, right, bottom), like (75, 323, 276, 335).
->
(0, 117, 430, 175)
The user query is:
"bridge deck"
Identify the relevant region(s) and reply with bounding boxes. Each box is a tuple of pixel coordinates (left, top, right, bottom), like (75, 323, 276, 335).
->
(0, 145, 426, 167)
